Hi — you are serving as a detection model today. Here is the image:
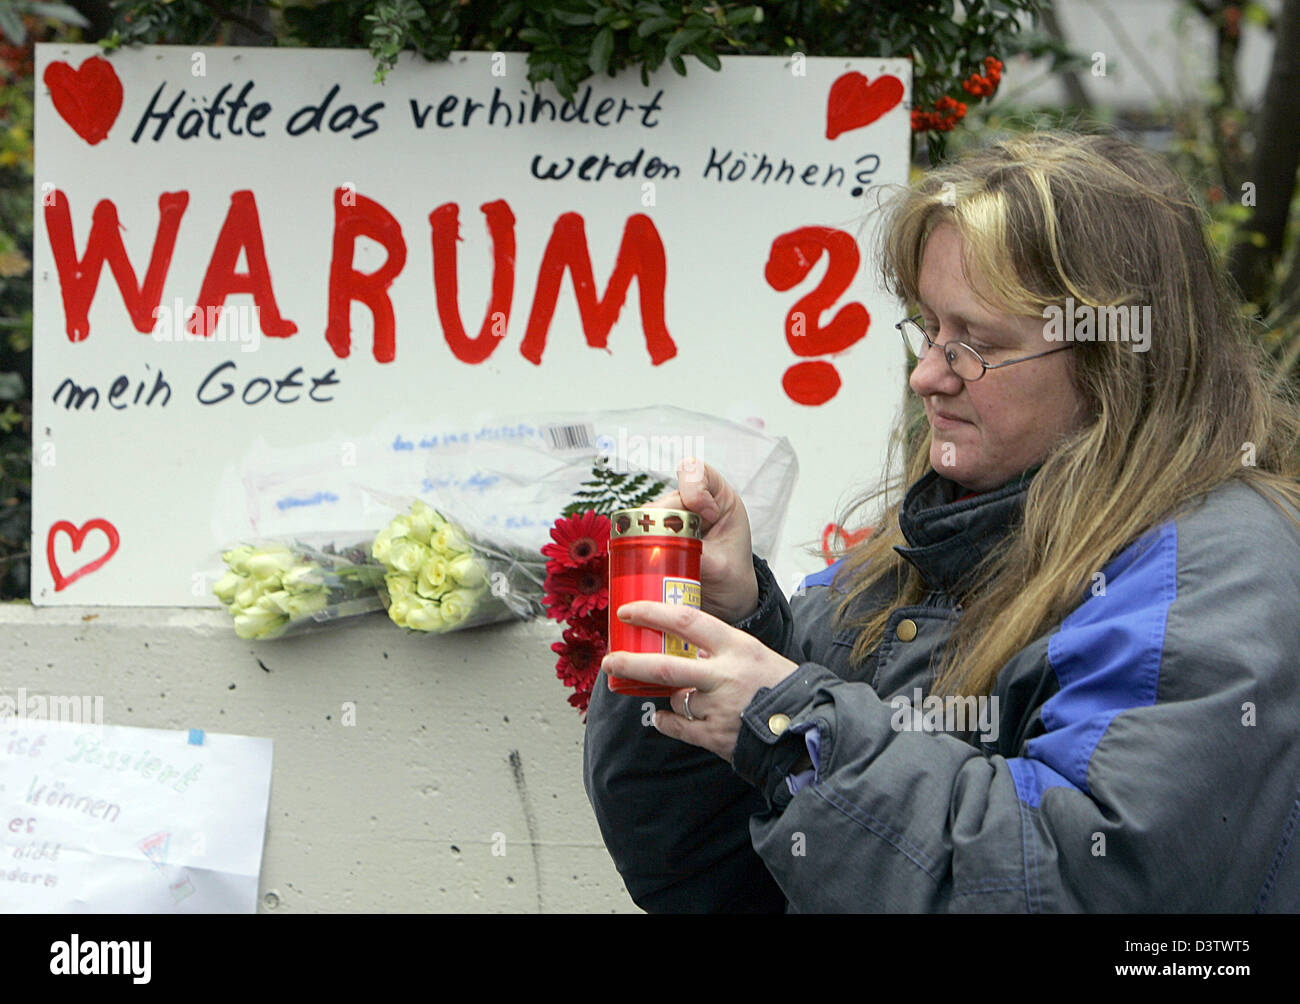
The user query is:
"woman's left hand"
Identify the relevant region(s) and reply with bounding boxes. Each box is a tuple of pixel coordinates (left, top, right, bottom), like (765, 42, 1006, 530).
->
(601, 601, 801, 762)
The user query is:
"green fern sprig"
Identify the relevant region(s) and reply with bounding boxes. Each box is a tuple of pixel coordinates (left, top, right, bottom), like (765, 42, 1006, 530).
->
(561, 458, 671, 517)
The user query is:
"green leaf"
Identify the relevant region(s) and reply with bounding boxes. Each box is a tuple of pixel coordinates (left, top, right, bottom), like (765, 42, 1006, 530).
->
(669, 53, 687, 76)
(727, 5, 762, 26)
(551, 9, 595, 26)
(691, 41, 721, 71)
(0, 373, 22, 402)
(1244, 2, 1271, 25)
(0, 404, 22, 435)
(637, 15, 675, 37)
(665, 26, 705, 60)
(589, 25, 614, 74)
(494, 1, 525, 26)
(0, 6, 26, 44)
(27, 2, 89, 27)
(517, 27, 550, 46)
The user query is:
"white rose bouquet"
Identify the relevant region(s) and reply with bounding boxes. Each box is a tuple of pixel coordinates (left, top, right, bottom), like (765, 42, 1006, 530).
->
(372, 499, 547, 633)
(212, 537, 387, 640)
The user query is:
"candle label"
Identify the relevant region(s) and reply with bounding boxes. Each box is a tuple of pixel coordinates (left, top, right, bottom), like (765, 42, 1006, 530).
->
(662, 577, 702, 658)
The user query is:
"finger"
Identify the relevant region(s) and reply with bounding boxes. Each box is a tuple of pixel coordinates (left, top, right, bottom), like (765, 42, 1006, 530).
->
(669, 687, 707, 721)
(614, 601, 740, 664)
(651, 708, 694, 742)
(677, 456, 726, 525)
(602, 650, 718, 692)
(646, 488, 684, 509)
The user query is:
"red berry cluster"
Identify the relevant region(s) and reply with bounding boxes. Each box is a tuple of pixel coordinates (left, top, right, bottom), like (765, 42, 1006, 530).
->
(911, 96, 968, 133)
(1224, 6, 1241, 39)
(911, 57, 1003, 133)
(961, 57, 1003, 98)
(0, 42, 34, 81)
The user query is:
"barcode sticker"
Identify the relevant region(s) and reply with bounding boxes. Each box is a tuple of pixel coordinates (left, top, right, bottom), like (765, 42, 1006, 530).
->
(541, 422, 595, 452)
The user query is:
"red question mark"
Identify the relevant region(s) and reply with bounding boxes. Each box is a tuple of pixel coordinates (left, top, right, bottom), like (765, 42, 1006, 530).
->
(764, 226, 869, 405)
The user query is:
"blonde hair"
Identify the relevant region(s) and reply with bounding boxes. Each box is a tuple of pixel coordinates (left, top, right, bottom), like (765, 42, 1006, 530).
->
(827, 130, 1300, 698)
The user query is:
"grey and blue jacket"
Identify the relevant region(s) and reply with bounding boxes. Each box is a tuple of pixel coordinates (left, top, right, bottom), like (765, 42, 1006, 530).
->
(583, 467, 1300, 912)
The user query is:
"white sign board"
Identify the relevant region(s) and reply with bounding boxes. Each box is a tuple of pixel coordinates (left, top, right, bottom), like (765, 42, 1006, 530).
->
(32, 44, 910, 605)
(0, 715, 272, 912)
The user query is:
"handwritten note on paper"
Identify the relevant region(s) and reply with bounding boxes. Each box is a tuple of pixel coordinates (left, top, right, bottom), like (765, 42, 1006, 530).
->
(0, 718, 272, 913)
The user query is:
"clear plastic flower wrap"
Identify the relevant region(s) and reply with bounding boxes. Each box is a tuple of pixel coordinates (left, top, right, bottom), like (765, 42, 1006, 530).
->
(211, 534, 388, 640)
(367, 495, 549, 633)
(410, 405, 798, 560)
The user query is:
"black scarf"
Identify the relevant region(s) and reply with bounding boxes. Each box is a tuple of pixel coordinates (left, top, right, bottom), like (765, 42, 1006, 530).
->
(892, 466, 1037, 596)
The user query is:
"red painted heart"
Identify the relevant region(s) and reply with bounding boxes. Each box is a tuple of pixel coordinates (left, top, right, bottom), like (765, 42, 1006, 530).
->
(826, 71, 904, 140)
(47, 519, 120, 591)
(821, 522, 872, 564)
(43, 56, 123, 146)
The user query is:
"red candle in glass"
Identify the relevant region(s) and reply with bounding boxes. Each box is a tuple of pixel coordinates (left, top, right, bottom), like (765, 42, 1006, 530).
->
(607, 506, 704, 697)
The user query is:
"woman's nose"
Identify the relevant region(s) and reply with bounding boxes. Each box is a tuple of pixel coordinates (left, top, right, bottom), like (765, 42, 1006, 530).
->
(909, 344, 964, 397)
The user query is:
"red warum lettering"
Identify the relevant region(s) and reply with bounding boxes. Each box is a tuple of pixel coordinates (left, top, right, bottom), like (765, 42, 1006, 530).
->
(325, 187, 408, 363)
(520, 211, 675, 366)
(44, 190, 189, 341)
(429, 199, 516, 365)
(190, 190, 297, 338)
(45, 190, 677, 368)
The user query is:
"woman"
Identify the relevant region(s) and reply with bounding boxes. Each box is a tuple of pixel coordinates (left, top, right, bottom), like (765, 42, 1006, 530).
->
(583, 131, 1300, 912)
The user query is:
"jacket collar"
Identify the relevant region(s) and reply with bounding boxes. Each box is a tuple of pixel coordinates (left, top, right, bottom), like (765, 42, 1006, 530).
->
(893, 467, 1035, 595)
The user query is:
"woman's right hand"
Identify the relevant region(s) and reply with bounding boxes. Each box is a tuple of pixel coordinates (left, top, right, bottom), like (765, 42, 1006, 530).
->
(645, 457, 759, 625)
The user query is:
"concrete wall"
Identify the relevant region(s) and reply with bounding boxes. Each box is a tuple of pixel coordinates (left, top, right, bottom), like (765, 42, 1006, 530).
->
(1, 601, 638, 913)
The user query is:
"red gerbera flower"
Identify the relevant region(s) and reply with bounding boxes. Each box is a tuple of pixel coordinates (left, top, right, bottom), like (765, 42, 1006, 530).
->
(551, 623, 606, 690)
(568, 606, 610, 641)
(568, 687, 594, 719)
(543, 557, 609, 620)
(542, 511, 610, 569)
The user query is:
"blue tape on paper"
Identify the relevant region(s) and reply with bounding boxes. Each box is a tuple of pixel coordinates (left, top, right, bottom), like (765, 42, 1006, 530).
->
(188, 728, 205, 746)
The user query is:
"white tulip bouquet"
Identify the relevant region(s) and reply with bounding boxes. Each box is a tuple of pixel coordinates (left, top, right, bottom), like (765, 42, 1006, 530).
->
(372, 499, 548, 633)
(212, 537, 387, 640)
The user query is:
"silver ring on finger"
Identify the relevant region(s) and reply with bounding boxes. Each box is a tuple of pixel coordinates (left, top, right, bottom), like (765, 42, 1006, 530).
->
(682, 689, 698, 721)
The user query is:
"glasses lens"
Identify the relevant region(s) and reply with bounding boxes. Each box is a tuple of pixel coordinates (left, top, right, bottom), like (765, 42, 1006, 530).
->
(945, 343, 985, 380)
(900, 319, 927, 358)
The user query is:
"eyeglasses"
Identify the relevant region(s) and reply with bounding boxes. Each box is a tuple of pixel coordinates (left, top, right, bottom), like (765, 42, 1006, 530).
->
(895, 314, 1075, 382)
